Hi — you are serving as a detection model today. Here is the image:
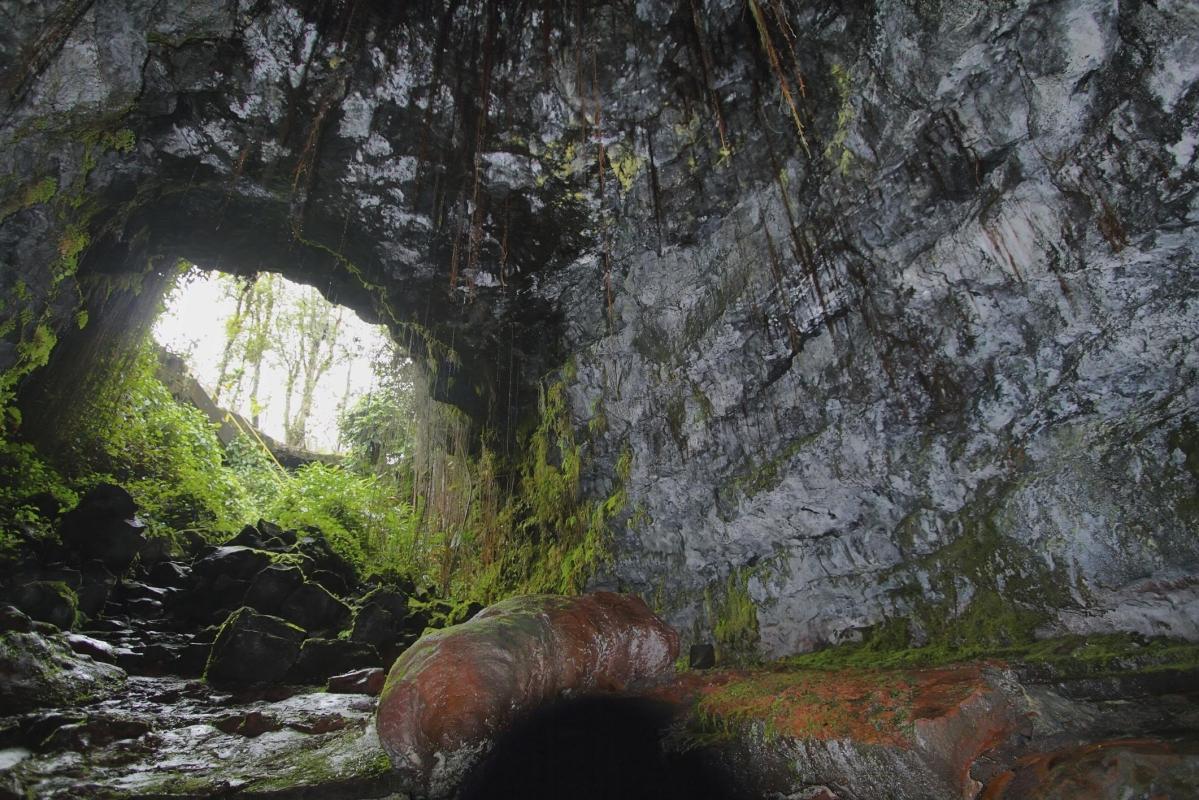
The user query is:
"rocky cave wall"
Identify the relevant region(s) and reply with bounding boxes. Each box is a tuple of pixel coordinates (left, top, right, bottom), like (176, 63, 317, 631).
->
(1, 0, 1197, 657)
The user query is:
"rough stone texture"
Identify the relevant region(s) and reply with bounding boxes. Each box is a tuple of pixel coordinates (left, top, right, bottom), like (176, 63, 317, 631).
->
(376, 591, 678, 796)
(1, 0, 1197, 658)
(0, 630, 126, 714)
(204, 606, 306, 686)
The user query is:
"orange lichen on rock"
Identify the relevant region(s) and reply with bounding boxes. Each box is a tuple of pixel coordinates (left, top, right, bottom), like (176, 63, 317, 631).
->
(690, 664, 993, 747)
(375, 592, 678, 793)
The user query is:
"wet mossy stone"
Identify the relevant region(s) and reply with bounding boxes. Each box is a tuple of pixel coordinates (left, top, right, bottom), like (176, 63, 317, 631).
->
(0, 631, 126, 713)
(288, 638, 380, 684)
(280, 582, 352, 634)
(204, 607, 306, 686)
(10, 581, 78, 630)
(244, 564, 306, 616)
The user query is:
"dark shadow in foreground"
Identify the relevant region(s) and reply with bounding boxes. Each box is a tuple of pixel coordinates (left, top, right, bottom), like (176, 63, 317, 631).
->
(457, 695, 757, 800)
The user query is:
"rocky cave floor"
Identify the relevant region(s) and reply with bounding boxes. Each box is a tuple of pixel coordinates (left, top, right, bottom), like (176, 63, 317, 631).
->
(2, 487, 1199, 799)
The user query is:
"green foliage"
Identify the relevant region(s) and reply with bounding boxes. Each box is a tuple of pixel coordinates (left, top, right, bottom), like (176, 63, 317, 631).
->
(706, 567, 761, 665)
(0, 438, 78, 559)
(71, 347, 255, 535)
(782, 632, 1199, 677)
(264, 462, 421, 579)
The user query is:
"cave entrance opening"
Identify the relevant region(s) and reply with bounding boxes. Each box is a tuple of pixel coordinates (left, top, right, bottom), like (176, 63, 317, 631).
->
(457, 696, 758, 800)
(153, 264, 399, 457)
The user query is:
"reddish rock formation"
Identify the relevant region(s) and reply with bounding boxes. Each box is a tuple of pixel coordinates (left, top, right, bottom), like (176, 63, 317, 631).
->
(376, 592, 678, 794)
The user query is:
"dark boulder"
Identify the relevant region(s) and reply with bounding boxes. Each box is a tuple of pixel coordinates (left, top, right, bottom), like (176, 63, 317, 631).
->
(57, 484, 146, 574)
(280, 582, 352, 634)
(689, 643, 716, 669)
(147, 560, 191, 589)
(350, 588, 411, 649)
(204, 607, 306, 686)
(288, 638, 380, 683)
(0, 604, 34, 633)
(76, 561, 116, 618)
(9, 581, 78, 630)
(191, 546, 275, 581)
(295, 532, 357, 593)
(243, 564, 305, 616)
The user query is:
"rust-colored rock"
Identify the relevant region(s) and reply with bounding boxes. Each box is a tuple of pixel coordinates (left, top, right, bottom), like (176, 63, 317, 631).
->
(376, 592, 678, 794)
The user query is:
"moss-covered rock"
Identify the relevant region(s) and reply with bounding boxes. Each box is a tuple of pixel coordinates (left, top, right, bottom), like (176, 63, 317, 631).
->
(0, 630, 125, 714)
(204, 606, 306, 686)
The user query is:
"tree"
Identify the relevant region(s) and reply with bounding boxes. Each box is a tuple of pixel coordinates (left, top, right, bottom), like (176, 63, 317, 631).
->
(274, 284, 345, 449)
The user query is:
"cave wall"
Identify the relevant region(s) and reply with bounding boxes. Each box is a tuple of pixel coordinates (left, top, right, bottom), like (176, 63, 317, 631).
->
(1, 0, 1197, 656)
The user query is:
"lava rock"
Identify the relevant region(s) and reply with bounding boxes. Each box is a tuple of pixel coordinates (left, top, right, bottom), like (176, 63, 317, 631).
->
(0, 604, 34, 633)
(147, 560, 191, 589)
(689, 643, 716, 669)
(294, 533, 357, 593)
(327, 667, 387, 696)
(191, 546, 275, 581)
(204, 607, 306, 686)
(64, 633, 117, 663)
(0, 631, 126, 714)
(376, 592, 679, 793)
(288, 638, 380, 683)
(243, 564, 305, 616)
(57, 484, 146, 574)
(280, 582, 351, 634)
(9, 581, 78, 630)
(76, 561, 116, 618)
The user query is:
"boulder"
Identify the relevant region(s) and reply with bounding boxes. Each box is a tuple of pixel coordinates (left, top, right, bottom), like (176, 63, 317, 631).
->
(350, 588, 411, 649)
(65, 633, 117, 663)
(204, 607, 306, 686)
(288, 638, 380, 683)
(57, 484, 146, 573)
(294, 532, 357, 592)
(243, 564, 305, 616)
(76, 561, 116, 618)
(191, 546, 275, 581)
(0, 604, 34, 633)
(0, 631, 126, 714)
(147, 560, 191, 589)
(9, 581, 78, 630)
(327, 667, 387, 695)
(376, 592, 678, 794)
(280, 582, 351, 634)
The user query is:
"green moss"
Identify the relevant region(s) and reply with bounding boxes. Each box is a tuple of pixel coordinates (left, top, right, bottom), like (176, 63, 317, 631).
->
(824, 63, 855, 175)
(706, 567, 761, 665)
(782, 632, 1199, 678)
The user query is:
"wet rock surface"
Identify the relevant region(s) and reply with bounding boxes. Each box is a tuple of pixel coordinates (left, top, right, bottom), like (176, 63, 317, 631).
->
(655, 662, 1199, 800)
(376, 592, 679, 796)
(0, 676, 402, 799)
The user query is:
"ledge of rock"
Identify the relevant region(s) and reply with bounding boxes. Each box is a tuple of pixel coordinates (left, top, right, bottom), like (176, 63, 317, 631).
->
(376, 592, 678, 796)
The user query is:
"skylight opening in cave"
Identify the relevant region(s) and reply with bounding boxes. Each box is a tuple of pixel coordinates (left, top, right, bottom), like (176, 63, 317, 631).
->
(153, 266, 393, 455)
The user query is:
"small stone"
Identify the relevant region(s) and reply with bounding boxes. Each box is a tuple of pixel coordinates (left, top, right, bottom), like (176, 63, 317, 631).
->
(65, 633, 117, 662)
